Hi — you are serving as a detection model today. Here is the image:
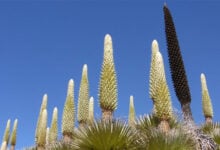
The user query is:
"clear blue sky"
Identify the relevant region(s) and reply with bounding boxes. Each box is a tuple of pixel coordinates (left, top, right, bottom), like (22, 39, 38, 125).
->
(0, 1, 220, 149)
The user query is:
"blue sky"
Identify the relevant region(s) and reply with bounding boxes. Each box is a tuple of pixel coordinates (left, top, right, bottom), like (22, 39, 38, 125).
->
(0, 1, 220, 149)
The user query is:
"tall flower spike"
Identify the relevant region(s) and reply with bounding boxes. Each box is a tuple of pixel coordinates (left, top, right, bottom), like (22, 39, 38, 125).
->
(77, 64, 89, 126)
(128, 95, 136, 126)
(201, 73, 213, 123)
(164, 5, 193, 122)
(49, 107, 58, 143)
(2, 119, 10, 145)
(99, 34, 118, 121)
(35, 94, 48, 142)
(149, 46, 173, 133)
(0, 141, 7, 150)
(37, 109, 47, 149)
(149, 40, 160, 100)
(62, 79, 75, 142)
(10, 119, 18, 150)
(88, 97, 94, 123)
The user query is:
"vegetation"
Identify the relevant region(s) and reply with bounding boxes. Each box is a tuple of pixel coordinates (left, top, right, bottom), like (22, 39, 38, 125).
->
(1, 4, 219, 150)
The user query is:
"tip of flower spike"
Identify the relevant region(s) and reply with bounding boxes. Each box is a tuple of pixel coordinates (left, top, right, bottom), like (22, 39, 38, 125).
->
(130, 95, 134, 105)
(53, 107, 58, 113)
(105, 34, 112, 42)
(43, 94, 48, 100)
(67, 79, 74, 96)
(152, 40, 159, 53)
(90, 97, 94, 102)
(83, 64, 88, 74)
(201, 73, 207, 89)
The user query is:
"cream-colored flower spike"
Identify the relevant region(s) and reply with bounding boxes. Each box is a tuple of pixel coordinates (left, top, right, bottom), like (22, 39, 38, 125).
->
(10, 119, 18, 146)
(99, 34, 118, 121)
(37, 109, 47, 148)
(49, 107, 58, 143)
(35, 94, 48, 142)
(88, 97, 94, 122)
(149, 40, 160, 100)
(128, 95, 136, 126)
(0, 141, 7, 150)
(153, 51, 173, 120)
(62, 79, 75, 140)
(201, 73, 213, 123)
(77, 64, 89, 124)
(2, 119, 10, 144)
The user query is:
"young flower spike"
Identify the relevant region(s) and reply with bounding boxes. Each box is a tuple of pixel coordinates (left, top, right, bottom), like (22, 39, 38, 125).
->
(99, 34, 118, 121)
(10, 119, 18, 150)
(49, 107, 58, 143)
(77, 64, 89, 126)
(88, 97, 94, 123)
(128, 95, 136, 126)
(35, 94, 48, 142)
(62, 79, 75, 142)
(37, 109, 47, 150)
(201, 73, 213, 123)
(2, 119, 10, 145)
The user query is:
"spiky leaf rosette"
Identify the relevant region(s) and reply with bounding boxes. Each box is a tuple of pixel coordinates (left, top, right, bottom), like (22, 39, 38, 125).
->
(74, 120, 138, 150)
(88, 97, 94, 122)
(35, 94, 48, 141)
(149, 46, 173, 121)
(128, 95, 136, 126)
(201, 73, 213, 119)
(37, 109, 47, 147)
(99, 34, 118, 112)
(10, 119, 18, 146)
(2, 119, 10, 144)
(49, 107, 58, 143)
(0, 141, 7, 150)
(164, 5, 193, 121)
(62, 79, 75, 137)
(149, 40, 160, 100)
(77, 64, 89, 124)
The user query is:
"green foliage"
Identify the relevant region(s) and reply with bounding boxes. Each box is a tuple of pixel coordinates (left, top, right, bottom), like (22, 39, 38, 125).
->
(77, 64, 89, 124)
(35, 94, 48, 142)
(99, 34, 118, 111)
(62, 79, 75, 137)
(74, 120, 138, 150)
(149, 42, 173, 121)
(2, 119, 10, 145)
(10, 119, 18, 146)
(37, 109, 47, 147)
(201, 123, 220, 146)
(201, 73, 213, 118)
(128, 95, 136, 126)
(49, 107, 58, 143)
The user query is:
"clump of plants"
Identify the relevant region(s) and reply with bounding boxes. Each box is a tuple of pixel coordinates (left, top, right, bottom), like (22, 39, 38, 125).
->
(1, 4, 219, 150)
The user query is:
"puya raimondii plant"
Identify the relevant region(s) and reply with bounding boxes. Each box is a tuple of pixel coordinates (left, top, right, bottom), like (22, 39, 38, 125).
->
(77, 64, 89, 127)
(201, 73, 213, 124)
(149, 40, 173, 133)
(99, 34, 118, 121)
(48, 107, 58, 144)
(37, 109, 47, 150)
(2, 119, 10, 145)
(35, 94, 48, 143)
(10, 119, 18, 150)
(128, 95, 136, 127)
(163, 5, 193, 122)
(62, 79, 75, 143)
